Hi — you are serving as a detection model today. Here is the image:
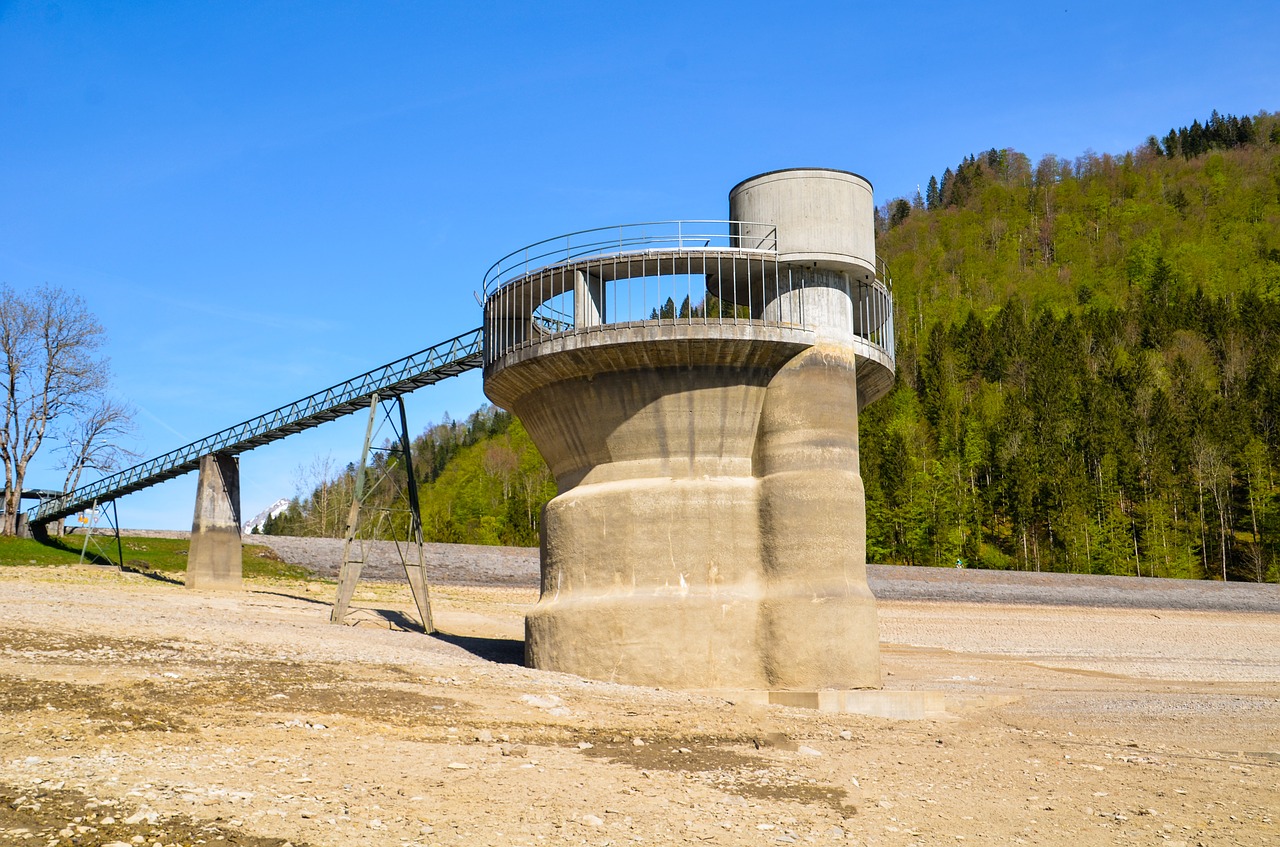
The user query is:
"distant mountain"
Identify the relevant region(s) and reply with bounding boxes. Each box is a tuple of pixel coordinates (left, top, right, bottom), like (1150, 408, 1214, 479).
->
(244, 498, 291, 535)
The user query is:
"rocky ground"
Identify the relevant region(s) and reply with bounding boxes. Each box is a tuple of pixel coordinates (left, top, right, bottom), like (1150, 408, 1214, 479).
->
(1, 539, 1278, 846)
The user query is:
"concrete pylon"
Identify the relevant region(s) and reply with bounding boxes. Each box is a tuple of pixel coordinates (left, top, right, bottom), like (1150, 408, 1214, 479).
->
(187, 452, 243, 590)
(483, 169, 895, 693)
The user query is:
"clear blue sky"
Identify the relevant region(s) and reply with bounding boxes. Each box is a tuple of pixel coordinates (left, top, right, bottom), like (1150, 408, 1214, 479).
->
(2, 0, 1277, 529)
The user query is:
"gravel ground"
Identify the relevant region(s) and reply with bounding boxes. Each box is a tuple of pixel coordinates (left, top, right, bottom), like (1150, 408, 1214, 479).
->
(1, 564, 1277, 847)
(244, 534, 1280, 613)
(250, 535, 540, 587)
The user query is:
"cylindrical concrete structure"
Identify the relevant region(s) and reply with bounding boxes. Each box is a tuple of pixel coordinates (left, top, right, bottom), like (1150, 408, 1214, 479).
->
(730, 168, 876, 276)
(483, 170, 894, 694)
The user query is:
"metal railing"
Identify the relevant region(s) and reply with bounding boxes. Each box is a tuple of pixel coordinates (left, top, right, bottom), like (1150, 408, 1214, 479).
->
(482, 220, 778, 297)
(483, 221, 895, 367)
(29, 328, 484, 525)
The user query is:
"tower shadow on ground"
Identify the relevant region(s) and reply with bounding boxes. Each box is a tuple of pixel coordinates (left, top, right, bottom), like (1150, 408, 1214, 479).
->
(431, 631, 525, 666)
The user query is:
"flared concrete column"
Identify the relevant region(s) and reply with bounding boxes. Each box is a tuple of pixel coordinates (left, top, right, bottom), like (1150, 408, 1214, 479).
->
(756, 345, 880, 689)
(519, 363, 773, 689)
(187, 452, 242, 590)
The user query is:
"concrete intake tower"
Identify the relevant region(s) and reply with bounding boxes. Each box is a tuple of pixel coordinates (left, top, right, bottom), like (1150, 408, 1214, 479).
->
(482, 169, 895, 692)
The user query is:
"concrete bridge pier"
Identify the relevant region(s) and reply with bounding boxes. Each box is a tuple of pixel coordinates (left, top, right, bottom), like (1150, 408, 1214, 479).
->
(187, 452, 243, 590)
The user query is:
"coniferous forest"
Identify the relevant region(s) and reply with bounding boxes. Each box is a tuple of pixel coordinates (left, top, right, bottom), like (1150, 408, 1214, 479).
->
(268, 110, 1280, 581)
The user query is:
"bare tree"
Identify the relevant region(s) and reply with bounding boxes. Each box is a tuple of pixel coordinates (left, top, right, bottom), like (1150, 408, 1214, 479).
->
(0, 284, 111, 535)
(57, 397, 139, 493)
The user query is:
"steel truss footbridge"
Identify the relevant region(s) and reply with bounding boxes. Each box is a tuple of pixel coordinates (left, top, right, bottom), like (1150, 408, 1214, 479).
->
(26, 328, 482, 527)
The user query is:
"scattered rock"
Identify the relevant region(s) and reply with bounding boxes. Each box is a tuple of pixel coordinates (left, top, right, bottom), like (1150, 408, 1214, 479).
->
(520, 693, 563, 709)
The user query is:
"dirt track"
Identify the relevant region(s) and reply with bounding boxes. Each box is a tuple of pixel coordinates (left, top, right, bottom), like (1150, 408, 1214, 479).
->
(1, 543, 1278, 846)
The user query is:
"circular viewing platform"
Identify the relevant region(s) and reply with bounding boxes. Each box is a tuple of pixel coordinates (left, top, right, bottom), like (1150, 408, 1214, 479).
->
(481, 221, 896, 405)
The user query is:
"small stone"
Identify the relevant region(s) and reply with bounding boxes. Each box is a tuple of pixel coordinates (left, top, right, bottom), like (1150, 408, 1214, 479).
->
(632, 738, 646, 747)
(826, 825, 845, 838)
(503, 745, 528, 758)
(577, 741, 594, 749)
(474, 730, 494, 743)
(582, 814, 603, 826)
(446, 762, 470, 770)
(520, 693, 563, 709)
(839, 730, 853, 741)
(797, 746, 822, 757)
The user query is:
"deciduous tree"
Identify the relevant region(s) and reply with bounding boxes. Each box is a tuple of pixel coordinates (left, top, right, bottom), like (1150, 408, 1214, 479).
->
(1, 284, 120, 535)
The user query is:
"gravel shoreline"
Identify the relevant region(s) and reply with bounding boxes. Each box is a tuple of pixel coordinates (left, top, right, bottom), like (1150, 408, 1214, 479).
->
(226, 533, 1280, 614)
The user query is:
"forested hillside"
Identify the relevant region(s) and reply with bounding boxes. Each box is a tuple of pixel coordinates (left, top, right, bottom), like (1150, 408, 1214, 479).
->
(261, 407, 554, 547)
(268, 110, 1280, 581)
(866, 110, 1280, 580)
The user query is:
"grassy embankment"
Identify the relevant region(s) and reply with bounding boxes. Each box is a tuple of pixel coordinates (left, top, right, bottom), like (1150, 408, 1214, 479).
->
(0, 534, 310, 580)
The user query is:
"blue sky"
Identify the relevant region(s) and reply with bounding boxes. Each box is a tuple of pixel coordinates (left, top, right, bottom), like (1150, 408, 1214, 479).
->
(2, 0, 1277, 529)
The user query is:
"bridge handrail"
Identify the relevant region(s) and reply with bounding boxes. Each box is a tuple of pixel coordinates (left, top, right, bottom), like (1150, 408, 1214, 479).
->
(29, 328, 484, 525)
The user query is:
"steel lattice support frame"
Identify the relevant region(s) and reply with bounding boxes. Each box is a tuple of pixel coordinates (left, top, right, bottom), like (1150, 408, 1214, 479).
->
(76, 500, 124, 570)
(330, 393, 434, 633)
